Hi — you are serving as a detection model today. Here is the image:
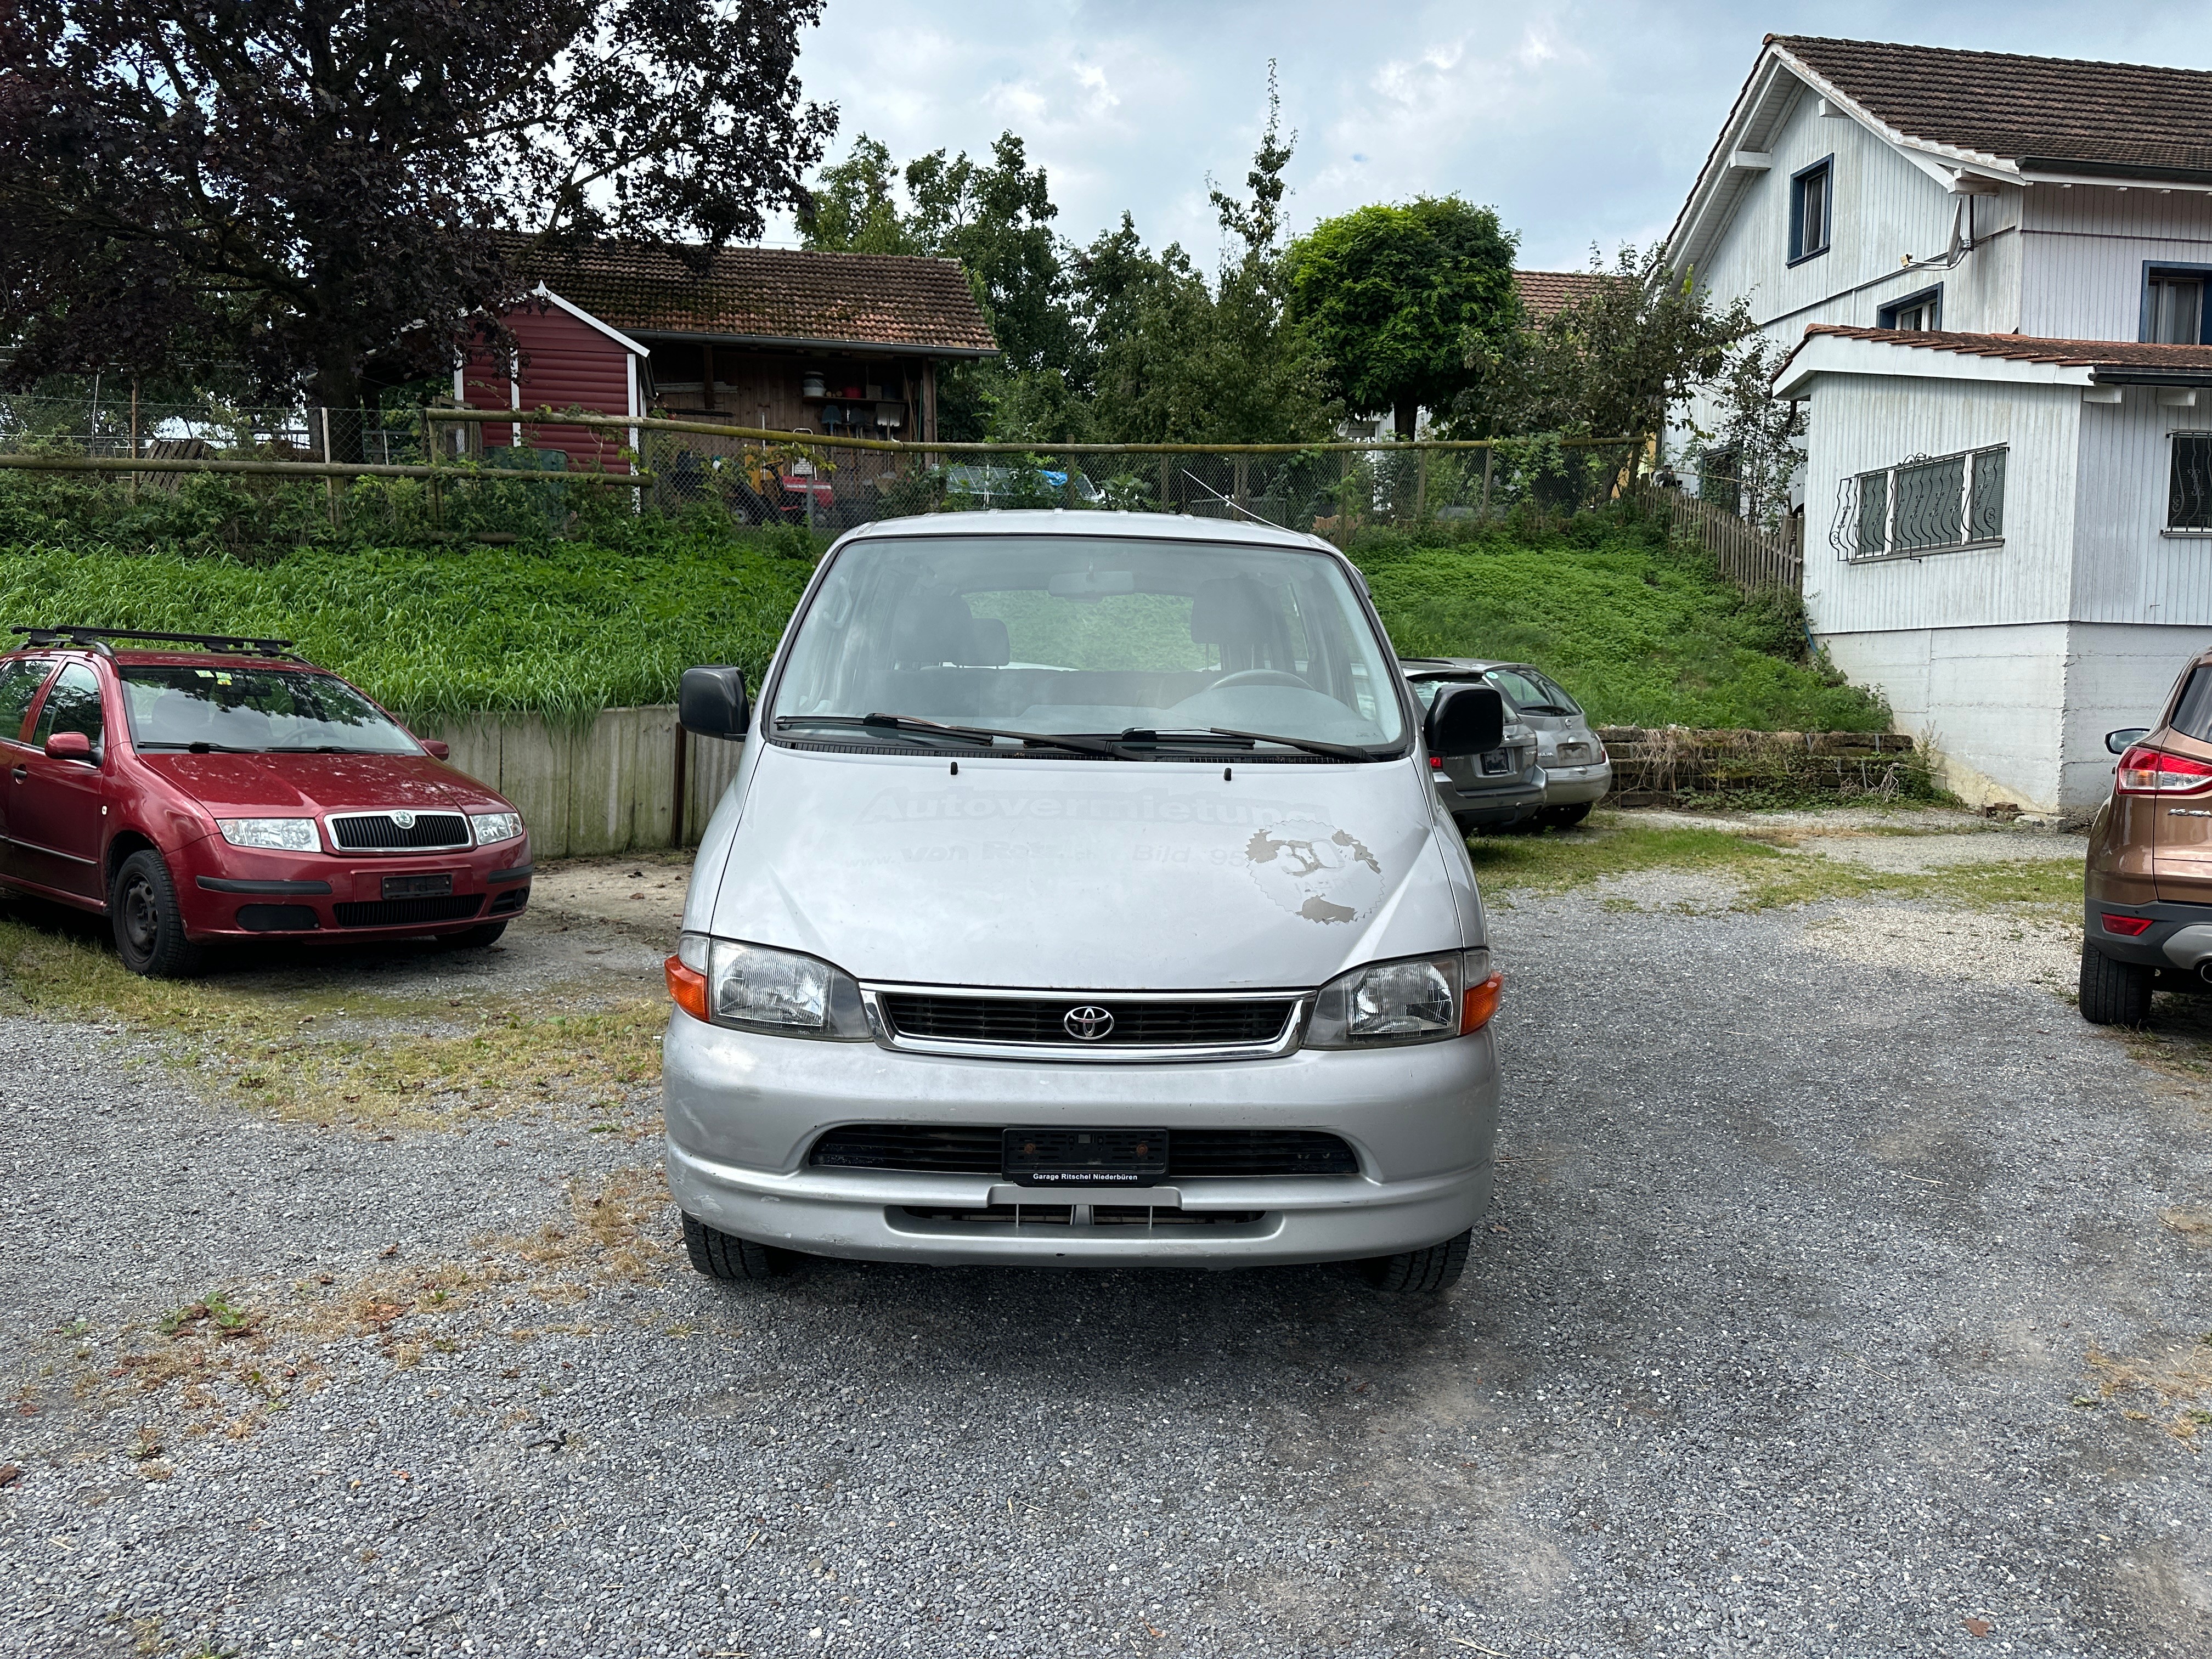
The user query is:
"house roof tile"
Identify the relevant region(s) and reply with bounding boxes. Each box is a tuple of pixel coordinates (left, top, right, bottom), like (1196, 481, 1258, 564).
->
(1513, 269, 1621, 318)
(1797, 324, 2212, 370)
(1773, 35, 2212, 179)
(515, 238, 998, 356)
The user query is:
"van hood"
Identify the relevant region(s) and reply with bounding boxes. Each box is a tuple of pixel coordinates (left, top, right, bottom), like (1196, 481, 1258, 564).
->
(706, 744, 1466, 991)
(134, 751, 506, 816)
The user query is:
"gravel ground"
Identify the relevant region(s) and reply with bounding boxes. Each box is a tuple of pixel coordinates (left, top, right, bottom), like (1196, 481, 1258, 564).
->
(1, 832, 2209, 1658)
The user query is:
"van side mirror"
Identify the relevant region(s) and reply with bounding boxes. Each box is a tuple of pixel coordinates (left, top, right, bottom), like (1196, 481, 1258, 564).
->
(1426, 684, 1504, 759)
(680, 665, 751, 740)
(44, 730, 91, 762)
(2107, 727, 2151, 755)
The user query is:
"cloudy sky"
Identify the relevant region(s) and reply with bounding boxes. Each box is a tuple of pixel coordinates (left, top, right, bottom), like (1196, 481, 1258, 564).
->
(771, 1, 2199, 270)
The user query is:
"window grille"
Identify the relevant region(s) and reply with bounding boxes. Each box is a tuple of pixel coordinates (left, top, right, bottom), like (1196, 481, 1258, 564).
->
(1830, 444, 2006, 561)
(2172, 433, 2212, 533)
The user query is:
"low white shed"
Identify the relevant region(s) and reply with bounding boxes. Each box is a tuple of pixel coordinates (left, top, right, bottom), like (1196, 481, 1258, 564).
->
(1775, 326, 2212, 815)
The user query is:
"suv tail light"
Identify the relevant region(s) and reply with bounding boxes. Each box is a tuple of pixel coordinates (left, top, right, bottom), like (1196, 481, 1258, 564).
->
(2115, 745, 2212, 795)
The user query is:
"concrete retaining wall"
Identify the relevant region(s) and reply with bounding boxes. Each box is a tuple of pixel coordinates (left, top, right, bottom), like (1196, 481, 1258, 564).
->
(407, 705, 744, 858)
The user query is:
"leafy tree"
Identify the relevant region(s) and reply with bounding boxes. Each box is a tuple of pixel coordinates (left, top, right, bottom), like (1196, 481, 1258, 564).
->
(1288, 195, 1520, 439)
(1082, 79, 1333, 446)
(0, 0, 836, 438)
(1462, 242, 1749, 443)
(798, 137, 922, 256)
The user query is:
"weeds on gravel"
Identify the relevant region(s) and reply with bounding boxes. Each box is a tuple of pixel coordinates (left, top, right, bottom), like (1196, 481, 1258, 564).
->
(2080, 1336, 2212, 1443)
(88, 1167, 669, 1444)
(1471, 819, 2084, 920)
(0, 915, 665, 1130)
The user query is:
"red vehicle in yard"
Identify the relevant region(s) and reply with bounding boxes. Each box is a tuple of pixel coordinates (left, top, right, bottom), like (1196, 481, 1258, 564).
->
(0, 627, 532, 977)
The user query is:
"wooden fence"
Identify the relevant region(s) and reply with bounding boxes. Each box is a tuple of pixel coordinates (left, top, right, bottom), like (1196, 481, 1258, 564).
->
(405, 706, 744, 859)
(1627, 482, 1803, 592)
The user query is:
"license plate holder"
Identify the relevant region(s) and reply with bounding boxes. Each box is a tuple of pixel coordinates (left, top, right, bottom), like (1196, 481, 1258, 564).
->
(1003, 1127, 1169, 1186)
(381, 872, 454, 900)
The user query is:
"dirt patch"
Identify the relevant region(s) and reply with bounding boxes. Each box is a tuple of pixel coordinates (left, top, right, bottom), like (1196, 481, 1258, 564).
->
(2081, 1336, 2212, 1443)
(529, 853, 693, 945)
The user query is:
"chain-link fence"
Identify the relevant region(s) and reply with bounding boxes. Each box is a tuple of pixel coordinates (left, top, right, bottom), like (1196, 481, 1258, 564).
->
(0, 397, 1645, 548)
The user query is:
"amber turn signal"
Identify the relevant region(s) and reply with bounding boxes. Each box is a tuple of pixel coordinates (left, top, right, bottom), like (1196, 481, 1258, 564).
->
(665, 954, 709, 1022)
(1460, 971, 1503, 1034)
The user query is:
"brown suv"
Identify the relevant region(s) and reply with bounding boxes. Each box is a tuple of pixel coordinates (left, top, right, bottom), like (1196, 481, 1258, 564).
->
(2081, 649, 2212, 1023)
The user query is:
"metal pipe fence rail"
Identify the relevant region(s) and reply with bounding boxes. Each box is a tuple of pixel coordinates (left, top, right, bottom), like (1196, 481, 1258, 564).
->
(0, 397, 1647, 545)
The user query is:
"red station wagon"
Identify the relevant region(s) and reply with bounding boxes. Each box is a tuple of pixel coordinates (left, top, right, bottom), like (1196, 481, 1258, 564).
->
(0, 627, 532, 977)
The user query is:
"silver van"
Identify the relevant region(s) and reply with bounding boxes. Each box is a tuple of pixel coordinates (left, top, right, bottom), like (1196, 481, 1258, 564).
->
(663, 512, 1506, 1294)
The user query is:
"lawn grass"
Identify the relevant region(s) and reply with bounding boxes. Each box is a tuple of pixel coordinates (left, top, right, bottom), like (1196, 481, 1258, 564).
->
(1347, 516, 1892, 732)
(2, 501, 1899, 731)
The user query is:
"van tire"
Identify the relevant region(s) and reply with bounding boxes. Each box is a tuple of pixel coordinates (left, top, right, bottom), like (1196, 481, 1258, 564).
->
(1358, 1228, 1472, 1293)
(682, 1213, 796, 1281)
(111, 850, 204, 979)
(2079, 941, 2154, 1026)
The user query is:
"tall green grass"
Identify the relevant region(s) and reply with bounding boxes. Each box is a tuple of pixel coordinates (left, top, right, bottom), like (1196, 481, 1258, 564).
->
(0, 538, 813, 728)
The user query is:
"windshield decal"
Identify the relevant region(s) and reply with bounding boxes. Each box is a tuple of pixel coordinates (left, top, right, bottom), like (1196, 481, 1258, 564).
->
(1244, 820, 1384, 925)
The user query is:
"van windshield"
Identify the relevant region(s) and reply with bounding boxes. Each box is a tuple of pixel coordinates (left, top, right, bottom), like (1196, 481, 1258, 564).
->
(770, 534, 1407, 756)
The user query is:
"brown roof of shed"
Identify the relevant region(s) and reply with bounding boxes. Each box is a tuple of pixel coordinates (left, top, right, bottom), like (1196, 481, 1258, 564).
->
(1512, 269, 1621, 319)
(518, 238, 998, 356)
(1775, 35, 2212, 179)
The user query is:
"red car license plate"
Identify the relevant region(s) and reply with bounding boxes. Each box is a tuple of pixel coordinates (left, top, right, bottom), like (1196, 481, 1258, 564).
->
(381, 872, 454, 900)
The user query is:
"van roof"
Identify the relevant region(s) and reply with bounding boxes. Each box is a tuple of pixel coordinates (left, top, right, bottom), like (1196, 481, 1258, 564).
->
(840, 509, 1335, 554)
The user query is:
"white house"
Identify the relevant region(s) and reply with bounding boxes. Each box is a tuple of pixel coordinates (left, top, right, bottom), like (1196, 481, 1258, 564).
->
(1666, 35, 2212, 815)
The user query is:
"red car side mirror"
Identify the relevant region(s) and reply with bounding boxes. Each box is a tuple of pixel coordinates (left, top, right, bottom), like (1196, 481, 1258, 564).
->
(421, 739, 450, 760)
(44, 731, 92, 762)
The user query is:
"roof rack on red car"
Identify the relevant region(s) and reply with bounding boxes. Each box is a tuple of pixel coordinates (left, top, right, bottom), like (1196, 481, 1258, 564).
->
(10, 626, 304, 660)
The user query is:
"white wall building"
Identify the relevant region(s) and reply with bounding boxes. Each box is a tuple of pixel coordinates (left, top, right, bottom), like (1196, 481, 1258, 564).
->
(1666, 35, 2212, 815)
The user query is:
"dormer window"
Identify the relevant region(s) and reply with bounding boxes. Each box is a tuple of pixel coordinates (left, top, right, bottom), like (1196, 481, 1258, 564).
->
(2145, 266, 2209, 344)
(1789, 157, 1833, 264)
(1880, 286, 1942, 331)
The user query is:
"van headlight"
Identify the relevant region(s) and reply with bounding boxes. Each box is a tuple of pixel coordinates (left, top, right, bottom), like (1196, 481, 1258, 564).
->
(1304, 949, 1499, 1046)
(668, 933, 871, 1040)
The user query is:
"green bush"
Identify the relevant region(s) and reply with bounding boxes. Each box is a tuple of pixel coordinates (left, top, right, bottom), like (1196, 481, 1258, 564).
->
(1345, 512, 1891, 732)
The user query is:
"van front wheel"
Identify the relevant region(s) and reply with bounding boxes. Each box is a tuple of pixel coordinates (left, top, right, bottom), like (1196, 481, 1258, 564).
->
(1358, 1228, 1472, 1293)
(682, 1214, 796, 1281)
(2079, 942, 2154, 1026)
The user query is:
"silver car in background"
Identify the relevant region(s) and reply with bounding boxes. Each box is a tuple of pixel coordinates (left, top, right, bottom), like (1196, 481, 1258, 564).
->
(1400, 660, 1543, 834)
(1409, 658, 1609, 831)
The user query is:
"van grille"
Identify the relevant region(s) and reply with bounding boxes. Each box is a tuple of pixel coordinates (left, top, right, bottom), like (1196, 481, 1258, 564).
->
(328, 811, 471, 850)
(809, 1125, 1357, 1178)
(878, 994, 1294, 1048)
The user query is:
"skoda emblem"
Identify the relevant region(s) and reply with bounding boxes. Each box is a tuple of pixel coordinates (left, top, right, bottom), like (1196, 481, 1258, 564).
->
(391, 810, 416, 829)
(1063, 1005, 1114, 1042)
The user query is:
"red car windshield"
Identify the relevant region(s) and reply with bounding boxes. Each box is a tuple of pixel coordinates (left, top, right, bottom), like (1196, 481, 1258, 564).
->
(119, 665, 420, 755)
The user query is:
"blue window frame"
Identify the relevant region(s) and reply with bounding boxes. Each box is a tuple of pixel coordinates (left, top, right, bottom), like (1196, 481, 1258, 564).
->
(1878, 284, 1942, 331)
(2141, 261, 2212, 345)
(1788, 156, 1833, 264)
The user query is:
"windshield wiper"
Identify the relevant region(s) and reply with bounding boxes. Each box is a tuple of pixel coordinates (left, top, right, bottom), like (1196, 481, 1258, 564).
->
(137, 741, 261, 754)
(1114, 728, 1252, 748)
(1204, 726, 1378, 761)
(775, 713, 1129, 759)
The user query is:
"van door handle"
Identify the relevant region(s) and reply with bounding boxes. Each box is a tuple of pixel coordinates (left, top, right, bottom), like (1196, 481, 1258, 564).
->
(8, 766, 23, 783)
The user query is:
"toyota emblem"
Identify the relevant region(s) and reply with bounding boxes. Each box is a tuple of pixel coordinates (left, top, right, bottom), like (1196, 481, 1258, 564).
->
(391, 810, 416, 829)
(1063, 1005, 1114, 1041)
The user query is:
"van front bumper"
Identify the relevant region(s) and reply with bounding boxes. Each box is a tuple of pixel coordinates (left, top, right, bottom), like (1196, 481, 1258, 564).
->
(662, 1012, 1499, 1268)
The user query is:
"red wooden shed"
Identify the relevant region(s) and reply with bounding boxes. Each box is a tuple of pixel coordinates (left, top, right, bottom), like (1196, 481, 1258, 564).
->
(454, 285, 647, 472)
